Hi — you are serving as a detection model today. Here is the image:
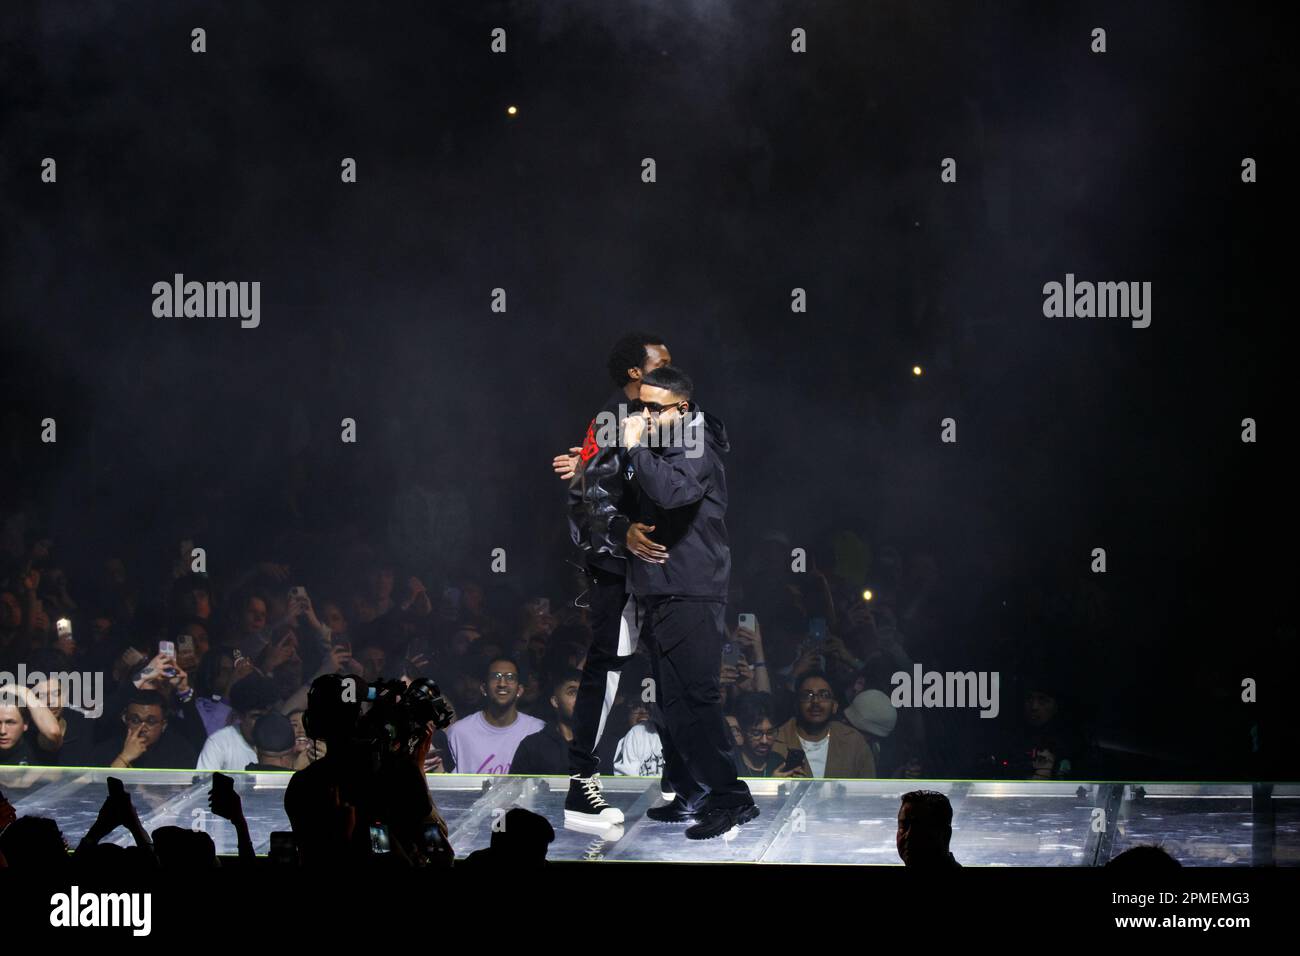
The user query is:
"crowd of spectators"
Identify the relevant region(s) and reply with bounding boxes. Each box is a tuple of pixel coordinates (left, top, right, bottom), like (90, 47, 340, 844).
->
(0, 498, 1095, 785)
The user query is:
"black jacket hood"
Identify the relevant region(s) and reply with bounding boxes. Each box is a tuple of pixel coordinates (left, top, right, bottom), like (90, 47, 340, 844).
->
(699, 408, 730, 454)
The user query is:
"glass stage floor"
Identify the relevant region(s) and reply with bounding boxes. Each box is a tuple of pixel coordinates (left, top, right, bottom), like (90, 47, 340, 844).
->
(2, 768, 1296, 866)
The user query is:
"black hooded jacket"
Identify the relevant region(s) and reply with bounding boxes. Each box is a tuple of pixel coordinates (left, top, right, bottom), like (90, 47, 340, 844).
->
(625, 407, 731, 601)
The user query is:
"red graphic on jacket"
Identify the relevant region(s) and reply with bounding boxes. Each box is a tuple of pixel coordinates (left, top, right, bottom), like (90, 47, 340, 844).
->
(579, 418, 601, 463)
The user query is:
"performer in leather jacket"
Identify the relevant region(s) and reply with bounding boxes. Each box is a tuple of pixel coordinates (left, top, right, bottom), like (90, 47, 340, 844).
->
(551, 332, 672, 830)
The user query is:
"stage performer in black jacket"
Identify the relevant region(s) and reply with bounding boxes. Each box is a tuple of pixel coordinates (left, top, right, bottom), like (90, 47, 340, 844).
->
(619, 364, 758, 840)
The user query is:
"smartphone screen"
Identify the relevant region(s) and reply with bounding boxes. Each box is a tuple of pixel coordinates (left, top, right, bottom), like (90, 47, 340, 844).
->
(721, 642, 740, 668)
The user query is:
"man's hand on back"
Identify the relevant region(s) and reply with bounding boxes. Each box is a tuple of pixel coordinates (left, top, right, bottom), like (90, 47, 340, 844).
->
(626, 523, 668, 564)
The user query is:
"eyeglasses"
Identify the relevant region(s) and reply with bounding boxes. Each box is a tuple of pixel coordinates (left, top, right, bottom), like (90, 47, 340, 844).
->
(746, 728, 777, 740)
(641, 401, 687, 416)
(489, 673, 519, 684)
(124, 715, 163, 727)
(799, 691, 834, 703)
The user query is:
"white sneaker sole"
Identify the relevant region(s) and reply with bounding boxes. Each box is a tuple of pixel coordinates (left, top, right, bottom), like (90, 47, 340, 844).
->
(564, 810, 625, 832)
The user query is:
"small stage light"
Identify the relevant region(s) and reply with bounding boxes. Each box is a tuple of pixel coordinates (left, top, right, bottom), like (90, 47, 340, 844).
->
(506, 105, 518, 116)
(912, 365, 922, 376)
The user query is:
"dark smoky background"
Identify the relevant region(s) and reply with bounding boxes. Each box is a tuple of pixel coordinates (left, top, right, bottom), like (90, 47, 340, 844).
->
(1, 0, 1295, 777)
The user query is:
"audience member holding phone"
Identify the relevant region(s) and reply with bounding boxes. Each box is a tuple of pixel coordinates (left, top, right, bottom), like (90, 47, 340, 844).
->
(208, 771, 256, 864)
(773, 671, 876, 778)
(731, 693, 810, 777)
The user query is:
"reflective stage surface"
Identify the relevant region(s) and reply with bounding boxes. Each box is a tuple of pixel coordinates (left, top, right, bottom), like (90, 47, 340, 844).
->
(3, 768, 1296, 866)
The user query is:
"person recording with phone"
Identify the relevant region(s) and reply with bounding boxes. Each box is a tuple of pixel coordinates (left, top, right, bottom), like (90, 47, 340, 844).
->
(94, 642, 208, 757)
(719, 618, 772, 712)
(74, 777, 158, 868)
(205, 772, 258, 864)
(731, 693, 810, 778)
(773, 670, 876, 778)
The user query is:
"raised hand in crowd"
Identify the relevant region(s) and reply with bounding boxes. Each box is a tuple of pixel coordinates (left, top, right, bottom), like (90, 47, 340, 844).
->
(208, 774, 255, 863)
(400, 577, 432, 615)
(231, 650, 257, 686)
(3, 683, 64, 749)
(76, 779, 156, 865)
(733, 620, 770, 692)
(262, 631, 300, 671)
(134, 651, 178, 691)
(317, 641, 356, 678)
(288, 589, 337, 657)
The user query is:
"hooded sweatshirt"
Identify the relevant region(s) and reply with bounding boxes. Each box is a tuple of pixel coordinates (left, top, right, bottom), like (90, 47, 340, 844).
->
(625, 407, 731, 601)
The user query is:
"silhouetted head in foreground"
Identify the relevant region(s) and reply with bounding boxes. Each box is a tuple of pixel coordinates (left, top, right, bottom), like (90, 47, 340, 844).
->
(897, 790, 960, 868)
(461, 807, 555, 869)
(0, 816, 70, 869)
(1106, 844, 1182, 870)
(153, 825, 218, 869)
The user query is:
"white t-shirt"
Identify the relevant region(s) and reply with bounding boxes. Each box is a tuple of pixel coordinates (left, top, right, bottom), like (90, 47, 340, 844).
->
(799, 734, 831, 778)
(614, 723, 665, 777)
(196, 725, 257, 771)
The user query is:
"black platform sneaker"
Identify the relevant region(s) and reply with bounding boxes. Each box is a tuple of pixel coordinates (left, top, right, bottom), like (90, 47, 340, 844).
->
(684, 802, 759, 840)
(645, 795, 696, 823)
(564, 774, 625, 829)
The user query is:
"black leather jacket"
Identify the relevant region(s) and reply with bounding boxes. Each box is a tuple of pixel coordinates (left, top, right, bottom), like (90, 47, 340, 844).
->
(567, 391, 637, 574)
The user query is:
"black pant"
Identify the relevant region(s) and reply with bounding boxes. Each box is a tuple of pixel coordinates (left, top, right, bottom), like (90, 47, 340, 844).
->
(569, 564, 633, 776)
(641, 596, 753, 811)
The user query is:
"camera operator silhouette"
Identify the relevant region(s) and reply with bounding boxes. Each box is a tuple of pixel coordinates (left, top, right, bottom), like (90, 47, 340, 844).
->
(285, 674, 451, 867)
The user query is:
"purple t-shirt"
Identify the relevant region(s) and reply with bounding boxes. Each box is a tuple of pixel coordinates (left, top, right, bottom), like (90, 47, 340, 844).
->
(196, 697, 235, 738)
(445, 710, 545, 774)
